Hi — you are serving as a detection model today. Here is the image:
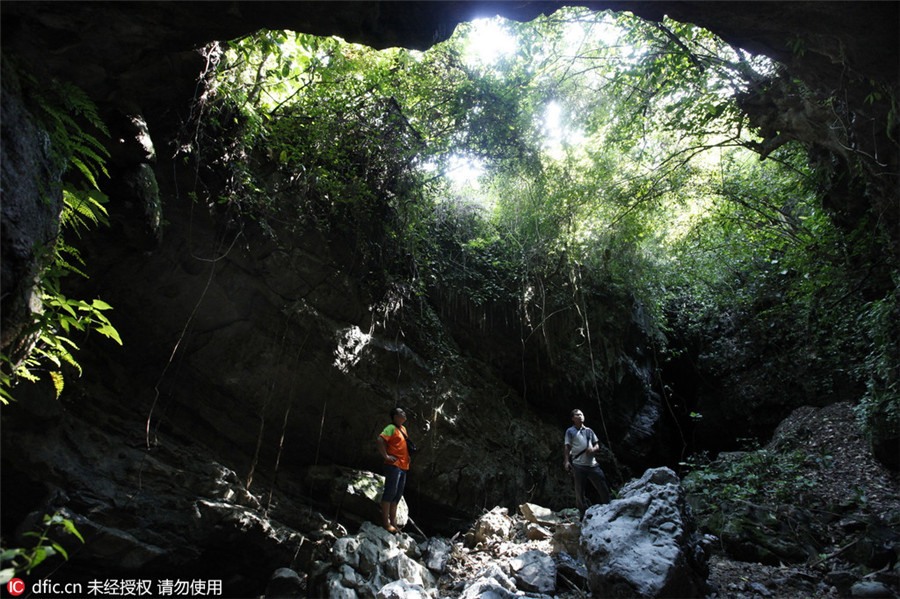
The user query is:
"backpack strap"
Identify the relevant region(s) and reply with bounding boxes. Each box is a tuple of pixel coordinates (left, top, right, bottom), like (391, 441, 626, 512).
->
(398, 426, 416, 454)
(570, 427, 594, 461)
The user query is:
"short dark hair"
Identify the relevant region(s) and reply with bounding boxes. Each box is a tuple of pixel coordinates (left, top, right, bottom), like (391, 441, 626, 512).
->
(390, 407, 406, 418)
(570, 408, 584, 417)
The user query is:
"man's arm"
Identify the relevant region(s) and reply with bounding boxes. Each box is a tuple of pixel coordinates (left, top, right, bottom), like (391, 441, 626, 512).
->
(563, 442, 572, 471)
(377, 435, 397, 462)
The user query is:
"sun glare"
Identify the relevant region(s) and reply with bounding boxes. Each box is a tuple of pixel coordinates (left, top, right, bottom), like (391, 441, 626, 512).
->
(446, 154, 485, 187)
(464, 18, 517, 65)
(421, 154, 485, 187)
(542, 101, 586, 158)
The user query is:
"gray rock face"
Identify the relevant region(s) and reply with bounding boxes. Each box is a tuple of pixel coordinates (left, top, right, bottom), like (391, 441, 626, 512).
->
(851, 581, 896, 598)
(459, 564, 519, 599)
(313, 521, 435, 599)
(457, 578, 519, 599)
(0, 65, 64, 355)
(520, 502, 562, 527)
(473, 507, 513, 545)
(265, 567, 304, 598)
(510, 549, 556, 593)
(376, 579, 430, 599)
(304, 465, 409, 529)
(581, 467, 709, 598)
(421, 537, 453, 573)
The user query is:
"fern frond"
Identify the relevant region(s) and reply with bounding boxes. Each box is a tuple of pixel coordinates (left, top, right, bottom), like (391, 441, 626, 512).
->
(1, 58, 122, 402)
(58, 80, 110, 135)
(48, 372, 65, 398)
(69, 157, 100, 190)
(64, 195, 100, 222)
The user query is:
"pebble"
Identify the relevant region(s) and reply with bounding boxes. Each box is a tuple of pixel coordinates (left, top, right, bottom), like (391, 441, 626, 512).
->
(851, 581, 895, 598)
(824, 570, 857, 588)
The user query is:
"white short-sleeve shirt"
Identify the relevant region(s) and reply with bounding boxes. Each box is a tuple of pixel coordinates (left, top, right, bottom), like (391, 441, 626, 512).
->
(565, 425, 598, 467)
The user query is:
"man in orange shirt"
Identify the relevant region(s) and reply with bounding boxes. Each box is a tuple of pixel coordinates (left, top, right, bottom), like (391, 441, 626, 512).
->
(377, 407, 411, 532)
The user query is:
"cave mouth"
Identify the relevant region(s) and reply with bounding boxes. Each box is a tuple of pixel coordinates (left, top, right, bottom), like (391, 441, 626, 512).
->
(186, 7, 797, 458)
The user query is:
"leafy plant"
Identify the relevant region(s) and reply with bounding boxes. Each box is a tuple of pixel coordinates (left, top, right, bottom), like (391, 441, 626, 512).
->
(684, 448, 819, 508)
(193, 10, 897, 448)
(853, 285, 900, 452)
(0, 512, 85, 584)
(0, 58, 121, 403)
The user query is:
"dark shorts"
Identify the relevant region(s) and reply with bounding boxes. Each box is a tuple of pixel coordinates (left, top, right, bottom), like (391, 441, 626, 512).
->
(381, 464, 407, 503)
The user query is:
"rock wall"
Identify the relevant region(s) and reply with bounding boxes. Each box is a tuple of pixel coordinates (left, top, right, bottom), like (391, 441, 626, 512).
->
(0, 169, 580, 591)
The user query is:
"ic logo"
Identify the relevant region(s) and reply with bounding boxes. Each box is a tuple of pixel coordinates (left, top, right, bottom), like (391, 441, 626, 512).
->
(7, 578, 25, 596)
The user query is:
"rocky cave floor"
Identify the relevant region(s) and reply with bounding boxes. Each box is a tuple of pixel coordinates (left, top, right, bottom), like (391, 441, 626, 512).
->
(425, 402, 899, 598)
(434, 532, 854, 599)
(430, 523, 881, 599)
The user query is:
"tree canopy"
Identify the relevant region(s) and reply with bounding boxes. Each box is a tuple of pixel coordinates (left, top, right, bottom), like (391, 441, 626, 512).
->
(193, 7, 897, 450)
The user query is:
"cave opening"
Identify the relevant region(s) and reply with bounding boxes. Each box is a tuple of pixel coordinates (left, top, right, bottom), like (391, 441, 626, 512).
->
(190, 7, 814, 465)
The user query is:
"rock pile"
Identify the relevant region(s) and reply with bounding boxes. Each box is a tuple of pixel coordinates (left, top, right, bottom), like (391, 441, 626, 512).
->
(306, 506, 578, 599)
(300, 467, 710, 599)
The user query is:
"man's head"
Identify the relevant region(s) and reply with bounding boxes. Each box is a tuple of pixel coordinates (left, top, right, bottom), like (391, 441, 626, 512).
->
(390, 407, 407, 425)
(570, 409, 585, 425)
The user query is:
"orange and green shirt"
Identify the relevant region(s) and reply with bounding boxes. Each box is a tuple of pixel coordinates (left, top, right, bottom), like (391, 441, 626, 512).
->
(380, 424, 410, 471)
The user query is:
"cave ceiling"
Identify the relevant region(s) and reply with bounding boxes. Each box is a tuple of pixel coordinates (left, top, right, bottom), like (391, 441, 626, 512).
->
(3, 1, 897, 103)
(1, 1, 898, 265)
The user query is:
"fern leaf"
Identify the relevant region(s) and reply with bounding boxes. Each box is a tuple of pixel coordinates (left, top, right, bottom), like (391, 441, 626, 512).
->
(69, 157, 99, 190)
(49, 371, 64, 398)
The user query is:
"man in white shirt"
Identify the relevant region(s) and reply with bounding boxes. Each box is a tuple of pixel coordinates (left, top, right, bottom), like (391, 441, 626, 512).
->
(563, 408, 612, 517)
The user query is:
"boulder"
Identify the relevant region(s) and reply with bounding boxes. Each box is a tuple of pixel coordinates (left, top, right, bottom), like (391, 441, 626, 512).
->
(458, 563, 518, 599)
(581, 467, 709, 598)
(325, 572, 359, 599)
(524, 521, 553, 541)
(519, 503, 562, 527)
(551, 521, 581, 556)
(473, 507, 512, 545)
(850, 581, 896, 598)
(422, 537, 453, 573)
(264, 567, 304, 598)
(458, 577, 519, 599)
(382, 552, 432, 589)
(376, 579, 430, 599)
(556, 552, 589, 590)
(509, 550, 556, 593)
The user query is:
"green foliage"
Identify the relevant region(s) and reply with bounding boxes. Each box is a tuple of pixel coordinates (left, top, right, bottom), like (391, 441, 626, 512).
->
(683, 448, 822, 508)
(0, 57, 121, 403)
(426, 202, 524, 308)
(196, 10, 896, 445)
(658, 138, 897, 428)
(25, 70, 108, 171)
(198, 34, 425, 276)
(0, 512, 85, 584)
(853, 285, 900, 447)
